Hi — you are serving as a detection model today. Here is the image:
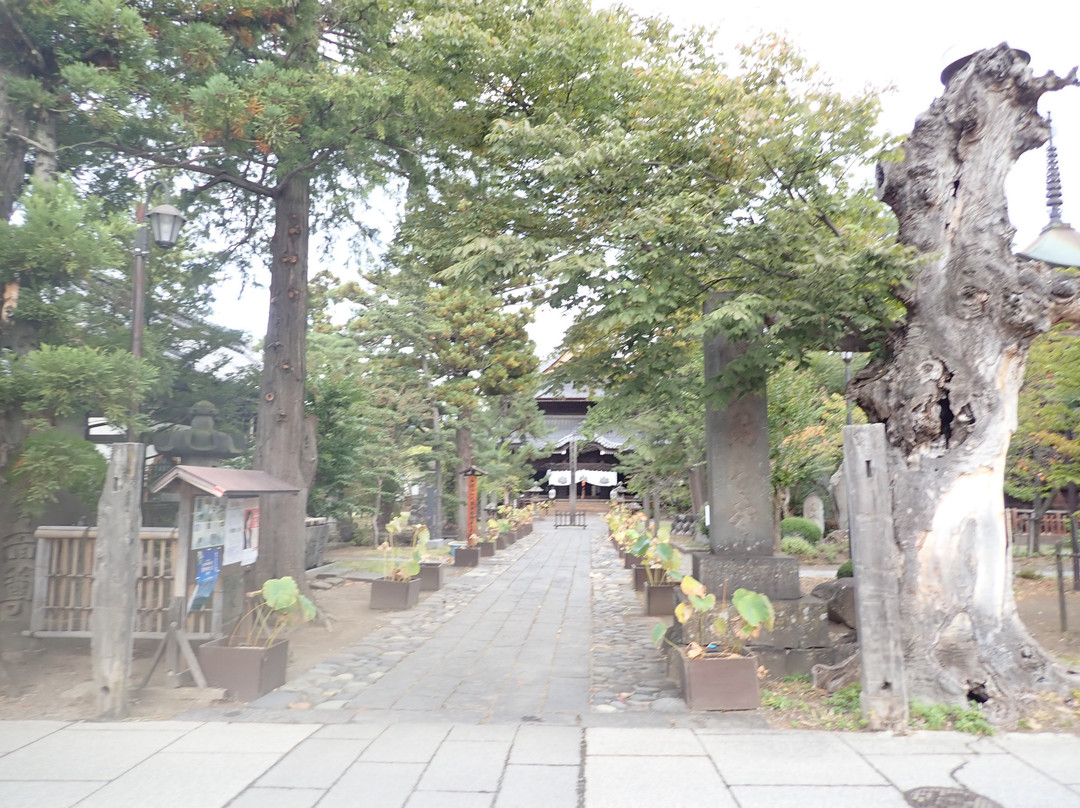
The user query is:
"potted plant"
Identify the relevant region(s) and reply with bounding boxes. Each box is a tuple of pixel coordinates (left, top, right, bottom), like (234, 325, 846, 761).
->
(370, 512, 425, 610)
(487, 516, 511, 550)
(653, 576, 774, 710)
(418, 534, 446, 591)
(454, 533, 482, 567)
(478, 522, 498, 557)
(637, 528, 682, 614)
(197, 575, 316, 701)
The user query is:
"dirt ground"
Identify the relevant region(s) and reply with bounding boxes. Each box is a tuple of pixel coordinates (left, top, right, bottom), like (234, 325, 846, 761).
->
(0, 555, 1078, 729)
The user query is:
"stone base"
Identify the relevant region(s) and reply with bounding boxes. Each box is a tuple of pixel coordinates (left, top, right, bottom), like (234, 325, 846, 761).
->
(749, 646, 839, 679)
(756, 597, 831, 649)
(692, 553, 800, 601)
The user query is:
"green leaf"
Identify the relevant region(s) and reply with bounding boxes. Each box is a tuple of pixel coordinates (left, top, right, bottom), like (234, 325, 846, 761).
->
(651, 622, 668, 645)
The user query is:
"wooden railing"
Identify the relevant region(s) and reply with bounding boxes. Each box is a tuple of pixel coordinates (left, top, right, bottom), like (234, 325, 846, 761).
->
(1007, 509, 1072, 539)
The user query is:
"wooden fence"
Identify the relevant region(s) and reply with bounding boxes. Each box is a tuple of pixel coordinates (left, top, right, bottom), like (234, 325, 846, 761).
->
(28, 527, 213, 639)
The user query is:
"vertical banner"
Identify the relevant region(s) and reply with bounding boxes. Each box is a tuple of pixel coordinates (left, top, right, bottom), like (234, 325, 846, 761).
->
(466, 474, 479, 539)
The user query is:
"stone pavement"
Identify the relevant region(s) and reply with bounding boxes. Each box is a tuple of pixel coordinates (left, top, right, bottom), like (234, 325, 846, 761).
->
(1, 517, 1079, 807)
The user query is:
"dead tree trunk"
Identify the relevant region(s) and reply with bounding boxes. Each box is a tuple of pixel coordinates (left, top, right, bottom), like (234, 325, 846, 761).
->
(857, 44, 1080, 724)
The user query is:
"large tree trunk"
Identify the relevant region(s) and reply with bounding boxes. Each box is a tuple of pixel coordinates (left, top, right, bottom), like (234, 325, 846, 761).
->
(254, 175, 317, 584)
(857, 45, 1080, 723)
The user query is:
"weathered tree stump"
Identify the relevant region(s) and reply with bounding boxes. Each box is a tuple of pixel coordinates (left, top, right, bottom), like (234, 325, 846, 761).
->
(857, 44, 1080, 723)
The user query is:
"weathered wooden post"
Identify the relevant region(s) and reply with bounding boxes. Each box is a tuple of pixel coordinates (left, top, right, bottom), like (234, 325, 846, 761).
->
(90, 443, 143, 719)
(843, 424, 908, 730)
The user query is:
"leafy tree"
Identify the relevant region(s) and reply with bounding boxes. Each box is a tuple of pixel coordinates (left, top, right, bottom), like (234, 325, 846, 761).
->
(39, 0, 456, 582)
(767, 358, 848, 522)
(1006, 327, 1080, 553)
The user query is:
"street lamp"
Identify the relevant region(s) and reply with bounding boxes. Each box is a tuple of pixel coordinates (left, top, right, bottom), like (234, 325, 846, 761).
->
(130, 180, 185, 438)
(840, 351, 854, 425)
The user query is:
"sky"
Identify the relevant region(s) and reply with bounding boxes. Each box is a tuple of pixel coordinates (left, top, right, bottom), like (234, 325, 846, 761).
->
(210, 0, 1080, 360)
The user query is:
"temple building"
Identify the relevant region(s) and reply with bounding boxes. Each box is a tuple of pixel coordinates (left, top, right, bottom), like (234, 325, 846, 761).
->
(530, 357, 628, 499)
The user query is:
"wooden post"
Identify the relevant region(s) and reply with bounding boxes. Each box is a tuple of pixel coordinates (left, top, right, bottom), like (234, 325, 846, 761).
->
(91, 443, 143, 720)
(843, 424, 908, 730)
(466, 474, 479, 540)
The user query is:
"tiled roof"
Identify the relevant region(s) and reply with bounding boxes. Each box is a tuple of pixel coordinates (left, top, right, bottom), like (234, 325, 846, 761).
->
(534, 414, 627, 451)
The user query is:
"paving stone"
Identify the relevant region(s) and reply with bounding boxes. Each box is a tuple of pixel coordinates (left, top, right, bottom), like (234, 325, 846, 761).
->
(585, 755, 736, 808)
(495, 764, 580, 808)
(256, 738, 370, 788)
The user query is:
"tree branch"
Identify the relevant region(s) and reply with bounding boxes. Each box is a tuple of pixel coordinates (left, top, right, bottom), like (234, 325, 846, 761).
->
(0, 1, 45, 71)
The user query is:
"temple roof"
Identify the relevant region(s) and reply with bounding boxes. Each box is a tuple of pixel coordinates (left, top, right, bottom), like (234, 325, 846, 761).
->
(539, 414, 627, 451)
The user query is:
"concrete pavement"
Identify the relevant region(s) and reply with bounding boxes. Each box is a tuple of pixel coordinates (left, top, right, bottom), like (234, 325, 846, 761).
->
(1, 516, 1079, 807)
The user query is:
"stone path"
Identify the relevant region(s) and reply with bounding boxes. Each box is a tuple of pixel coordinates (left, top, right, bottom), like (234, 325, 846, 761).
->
(180, 516, 752, 727)
(4, 516, 1080, 806)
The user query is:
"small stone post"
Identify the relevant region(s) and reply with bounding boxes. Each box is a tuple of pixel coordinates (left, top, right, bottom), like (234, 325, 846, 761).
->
(91, 443, 144, 720)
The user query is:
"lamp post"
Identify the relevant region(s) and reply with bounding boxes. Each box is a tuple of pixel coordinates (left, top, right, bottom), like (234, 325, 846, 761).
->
(129, 181, 185, 438)
(840, 351, 854, 425)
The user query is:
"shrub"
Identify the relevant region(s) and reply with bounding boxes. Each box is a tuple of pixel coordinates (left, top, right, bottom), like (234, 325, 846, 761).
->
(780, 516, 822, 545)
(1015, 568, 1044, 580)
(780, 535, 815, 556)
(836, 559, 854, 578)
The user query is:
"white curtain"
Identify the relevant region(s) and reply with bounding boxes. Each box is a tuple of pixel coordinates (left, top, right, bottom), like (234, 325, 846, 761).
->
(546, 470, 616, 487)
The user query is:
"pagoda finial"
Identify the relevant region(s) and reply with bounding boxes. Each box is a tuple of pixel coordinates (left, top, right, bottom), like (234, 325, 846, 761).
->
(1045, 113, 1064, 225)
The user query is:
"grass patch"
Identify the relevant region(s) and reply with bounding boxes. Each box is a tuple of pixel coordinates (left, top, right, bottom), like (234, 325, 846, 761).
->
(909, 700, 994, 735)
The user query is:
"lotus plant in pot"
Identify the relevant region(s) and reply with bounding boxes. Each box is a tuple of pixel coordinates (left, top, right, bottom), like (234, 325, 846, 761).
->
(197, 575, 316, 701)
(653, 576, 774, 710)
(455, 533, 482, 567)
(639, 529, 682, 615)
(487, 516, 511, 550)
(370, 512, 426, 610)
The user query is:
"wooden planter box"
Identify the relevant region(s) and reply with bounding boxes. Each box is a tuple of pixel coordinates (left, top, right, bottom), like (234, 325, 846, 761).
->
(455, 547, 480, 567)
(419, 562, 445, 591)
(644, 581, 678, 616)
(495, 536, 507, 551)
(632, 565, 650, 592)
(623, 553, 641, 569)
(671, 649, 760, 711)
(479, 541, 496, 557)
(197, 637, 289, 702)
(370, 577, 421, 610)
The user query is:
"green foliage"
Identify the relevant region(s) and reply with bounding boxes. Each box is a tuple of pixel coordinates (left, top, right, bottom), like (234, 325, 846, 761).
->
(657, 576, 775, 656)
(780, 516, 823, 544)
(836, 559, 854, 578)
(780, 535, 816, 556)
(825, 683, 862, 713)
(769, 360, 849, 515)
(1006, 327, 1080, 536)
(379, 512, 429, 581)
(8, 427, 106, 516)
(1015, 568, 1044, 580)
(231, 576, 316, 648)
(909, 701, 995, 735)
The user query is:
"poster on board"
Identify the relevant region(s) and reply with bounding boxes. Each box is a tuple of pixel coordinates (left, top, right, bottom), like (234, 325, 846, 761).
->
(224, 497, 259, 566)
(192, 496, 226, 549)
(188, 546, 222, 612)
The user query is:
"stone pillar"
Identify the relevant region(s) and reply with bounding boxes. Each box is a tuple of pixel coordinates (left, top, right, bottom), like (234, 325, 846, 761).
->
(696, 314, 800, 601)
(704, 330, 773, 556)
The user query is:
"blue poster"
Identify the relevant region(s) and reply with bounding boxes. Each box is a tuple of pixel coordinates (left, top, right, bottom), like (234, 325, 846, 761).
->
(188, 546, 222, 612)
